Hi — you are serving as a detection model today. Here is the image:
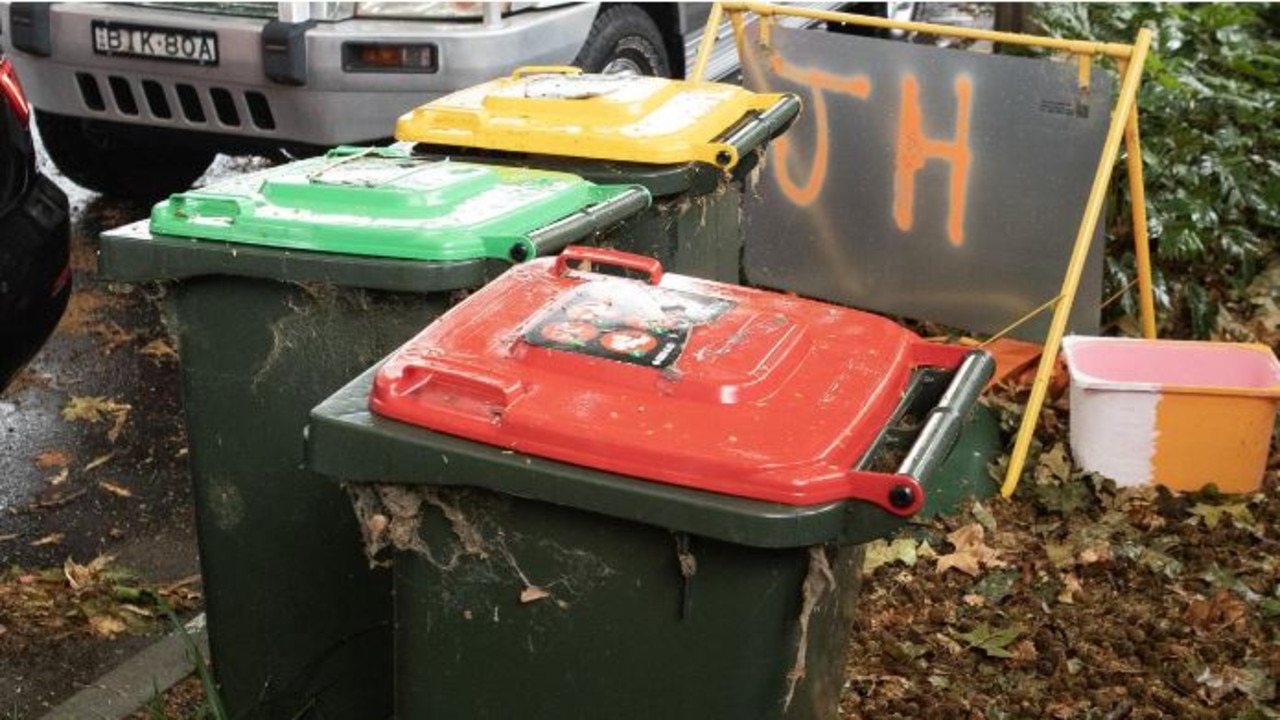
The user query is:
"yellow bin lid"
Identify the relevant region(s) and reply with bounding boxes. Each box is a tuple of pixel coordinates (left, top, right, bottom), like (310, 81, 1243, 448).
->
(396, 66, 799, 170)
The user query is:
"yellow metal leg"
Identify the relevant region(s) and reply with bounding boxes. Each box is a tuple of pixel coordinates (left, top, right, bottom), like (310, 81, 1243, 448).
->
(1000, 28, 1154, 498)
(1125, 106, 1158, 339)
(691, 3, 725, 82)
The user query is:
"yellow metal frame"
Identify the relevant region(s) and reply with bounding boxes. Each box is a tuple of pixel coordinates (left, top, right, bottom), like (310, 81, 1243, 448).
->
(697, 2, 1158, 498)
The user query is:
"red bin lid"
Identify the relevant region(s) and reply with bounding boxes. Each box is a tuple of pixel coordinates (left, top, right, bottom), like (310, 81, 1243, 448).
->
(370, 247, 971, 513)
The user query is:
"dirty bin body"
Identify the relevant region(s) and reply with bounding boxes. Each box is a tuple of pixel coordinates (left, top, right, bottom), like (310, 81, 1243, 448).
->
(97, 154, 647, 720)
(393, 490, 862, 720)
(172, 276, 431, 720)
(307, 250, 1000, 719)
(399, 68, 802, 283)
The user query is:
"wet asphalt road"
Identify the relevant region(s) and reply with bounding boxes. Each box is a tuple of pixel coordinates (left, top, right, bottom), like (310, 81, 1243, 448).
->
(0, 144, 269, 574)
(0, 137, 266, 715)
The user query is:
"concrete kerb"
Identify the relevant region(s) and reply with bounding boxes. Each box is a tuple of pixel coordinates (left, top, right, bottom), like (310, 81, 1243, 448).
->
(38, 614, 209, 720)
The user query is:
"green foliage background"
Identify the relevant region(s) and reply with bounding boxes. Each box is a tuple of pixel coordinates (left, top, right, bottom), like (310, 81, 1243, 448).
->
(1034, 3, 1280, 338)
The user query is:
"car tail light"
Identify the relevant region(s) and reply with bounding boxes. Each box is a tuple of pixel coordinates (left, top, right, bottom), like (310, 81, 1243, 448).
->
(0, 59, 31, 129)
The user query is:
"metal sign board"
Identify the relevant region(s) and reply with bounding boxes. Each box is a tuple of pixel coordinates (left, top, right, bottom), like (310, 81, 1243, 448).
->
(741, 26, 1111, 339)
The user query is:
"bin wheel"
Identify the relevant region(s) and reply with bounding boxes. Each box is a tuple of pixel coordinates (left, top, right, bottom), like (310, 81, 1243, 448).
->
(574, 4, 672, 78)
(35, 111, 215, 202)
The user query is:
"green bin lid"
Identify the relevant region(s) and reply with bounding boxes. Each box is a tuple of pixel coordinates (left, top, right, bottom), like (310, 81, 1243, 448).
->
(149, 145, 648, 264)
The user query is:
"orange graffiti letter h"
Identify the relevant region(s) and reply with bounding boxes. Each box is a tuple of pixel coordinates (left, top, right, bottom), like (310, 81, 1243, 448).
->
(893, 75, 973, 246)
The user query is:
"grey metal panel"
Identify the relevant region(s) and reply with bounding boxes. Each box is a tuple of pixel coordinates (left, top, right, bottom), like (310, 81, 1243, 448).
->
(741, 26, 1109, 340)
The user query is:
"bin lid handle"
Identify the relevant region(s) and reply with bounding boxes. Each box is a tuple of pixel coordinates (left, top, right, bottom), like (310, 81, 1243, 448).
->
(512, 65, 583, 79)
(555, 246, 664, 286)
(384, 360, 525, 423)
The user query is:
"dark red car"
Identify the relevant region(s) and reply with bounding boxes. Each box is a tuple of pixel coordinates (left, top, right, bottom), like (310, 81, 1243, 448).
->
(1, 53, 70, 391)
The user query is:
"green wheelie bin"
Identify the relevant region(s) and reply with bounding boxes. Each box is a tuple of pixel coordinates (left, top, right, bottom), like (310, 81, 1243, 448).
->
(97, 148, 648, 720)
(397, 66, 802, 283)
(306, 247, 1001, 719)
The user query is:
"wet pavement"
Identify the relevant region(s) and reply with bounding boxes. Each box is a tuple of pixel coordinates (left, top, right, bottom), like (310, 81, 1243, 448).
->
(0, 137, 267, 716)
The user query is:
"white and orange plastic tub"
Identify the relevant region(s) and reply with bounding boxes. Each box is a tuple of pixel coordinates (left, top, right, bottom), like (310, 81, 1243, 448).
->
(1062, 336, 1280, 493)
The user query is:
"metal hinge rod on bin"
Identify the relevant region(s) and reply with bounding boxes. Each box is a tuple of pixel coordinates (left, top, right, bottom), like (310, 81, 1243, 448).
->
(518, 187, 651, 261)
(717, 94, 803, 167)
(845, 350, 995, 517)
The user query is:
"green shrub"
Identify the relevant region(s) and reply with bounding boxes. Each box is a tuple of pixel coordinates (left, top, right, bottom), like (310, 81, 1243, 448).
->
(1034, 3, 1280, 337)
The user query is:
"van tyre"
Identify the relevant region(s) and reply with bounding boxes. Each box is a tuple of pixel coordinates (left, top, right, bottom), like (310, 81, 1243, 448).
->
(574, 4, 672, 78)
(35, 111, 215, 202)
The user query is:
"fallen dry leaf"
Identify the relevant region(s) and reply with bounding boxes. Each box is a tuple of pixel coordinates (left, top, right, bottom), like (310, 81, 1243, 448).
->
(118, 604, 154, 618)
(47, 468, 69, 486)
(97, 481, 133, 498)
(949, 623, 1023, 658)
(34, 450, 71, 469)
(1058, 572, 1084, 604)
(520, 586, 551, 603)
(88, 615, 127, 638)
(61, 396, 131, 424)
(30, 487, 87, 510)
(1078, 544, 1113, 565)
(936, 523, 1007, 577)
(31, 533, 64, 547)
(1034, 443, 1072, 482)
(90, 321, 136, 352)
(84, 453, 114, 472)
(1186, 590, 1249, 633)
(971, 501, 998, 531)
(139, 338, 178, 360)
(1045, 541, 1075, 568)
(1009, 639, 1039, 663)
(64, 555, 115, 590)
(933, 632, 964, 656)
(107, 412, 129, 443)
(60, 396, 132, 443)
(1046, 700, 1089, 719)
(863, 537, 923, 576)
(1189, 502, 1255, 530)
(160, 574, 202, 594)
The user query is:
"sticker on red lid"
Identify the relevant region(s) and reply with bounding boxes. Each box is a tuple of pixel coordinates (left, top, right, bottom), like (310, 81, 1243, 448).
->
(523, 282, 734, 369)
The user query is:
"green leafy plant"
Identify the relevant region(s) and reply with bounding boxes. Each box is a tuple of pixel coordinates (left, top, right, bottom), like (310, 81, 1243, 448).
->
(1035, 4, 1280, 338)
(157, 599, 229, 720)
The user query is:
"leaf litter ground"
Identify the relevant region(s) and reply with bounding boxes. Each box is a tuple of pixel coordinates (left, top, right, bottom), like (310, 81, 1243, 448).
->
(840, 386, 1280, 720)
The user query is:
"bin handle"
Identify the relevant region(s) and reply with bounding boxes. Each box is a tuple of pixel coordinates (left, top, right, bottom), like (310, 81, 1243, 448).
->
(843, 350, 995, 517)
(555, 246, 664, 286)
(512, 65, 583, 79)
(388, 361, 525, 418)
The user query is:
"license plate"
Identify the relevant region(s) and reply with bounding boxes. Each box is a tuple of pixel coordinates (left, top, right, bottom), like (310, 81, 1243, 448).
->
(91, 21, 218, 66)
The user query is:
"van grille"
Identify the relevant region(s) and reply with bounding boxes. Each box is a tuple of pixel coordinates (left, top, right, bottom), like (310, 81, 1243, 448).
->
(76, 73, 276, 131)
(129, 2, 279, 19)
